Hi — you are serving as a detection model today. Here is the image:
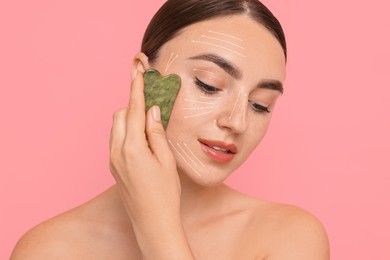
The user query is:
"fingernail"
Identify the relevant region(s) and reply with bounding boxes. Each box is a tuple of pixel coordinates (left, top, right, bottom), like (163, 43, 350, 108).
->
(152, 106, 161, 122)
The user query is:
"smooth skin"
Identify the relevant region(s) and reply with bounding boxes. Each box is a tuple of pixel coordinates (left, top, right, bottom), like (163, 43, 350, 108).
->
(11, 16, 330, 260)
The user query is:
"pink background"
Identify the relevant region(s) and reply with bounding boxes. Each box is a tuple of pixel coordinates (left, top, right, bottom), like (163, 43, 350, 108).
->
(1, 0, 389, 259)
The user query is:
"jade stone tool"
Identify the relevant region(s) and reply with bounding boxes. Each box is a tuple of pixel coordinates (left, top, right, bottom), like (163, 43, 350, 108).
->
(143, 69, 182, 129)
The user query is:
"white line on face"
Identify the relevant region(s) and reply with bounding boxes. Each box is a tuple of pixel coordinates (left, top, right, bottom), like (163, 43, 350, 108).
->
(184, 143, 205, 167)
(198, 96, 222, 100)
(169, 140, 201, 177)
(183, 95, 221, 119)
(242, 92, 248, 126)
(191, 40, 246, 58)
(209, 30, 243, 42)
(184, 107, 215, 110)
(165, 52, 179, 72)
(177, 143, 198, 166)
(213, 119, 218, 129)
(184, 110, 214, 119)
(184, 99, 216, 105)
(229, 90, 242, 120)
(193, 68, 215, 75)
(201, 35, 245, 50)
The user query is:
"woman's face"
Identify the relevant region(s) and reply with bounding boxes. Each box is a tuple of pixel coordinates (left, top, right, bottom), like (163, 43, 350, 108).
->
(149, 15, 286, 186)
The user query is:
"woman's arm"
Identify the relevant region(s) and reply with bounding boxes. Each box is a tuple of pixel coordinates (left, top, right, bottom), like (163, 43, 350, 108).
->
(109, 71, 195, 259)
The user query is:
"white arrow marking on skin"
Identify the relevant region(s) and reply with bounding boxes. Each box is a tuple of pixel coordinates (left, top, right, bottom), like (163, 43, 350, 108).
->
(242, 92, 248, 126)
(184, 107, 215, 110)
(184, 110, 214, 119)
(209, 30, 243, 42)
(184, 143, 205, 167)
(193, 68, 216, 75)
(177, 143, 198, 166)
(165, 53, 179, 72)
(201, 35, 245, 50)
(192, 40, 246, 58)
(198, 96, 222, 100)
(213, 119, 218, 130)
(185, 99, 216, 105)
(229, 90, 242, 120)
(169, 140, 201, 177)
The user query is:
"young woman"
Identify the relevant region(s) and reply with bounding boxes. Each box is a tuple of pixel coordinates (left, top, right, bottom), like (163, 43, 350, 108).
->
(11, 0, 330, 259)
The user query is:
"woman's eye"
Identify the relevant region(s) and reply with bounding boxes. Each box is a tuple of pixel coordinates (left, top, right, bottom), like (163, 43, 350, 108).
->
(194, 77, 219, 95)
(250, 101, 270, 113)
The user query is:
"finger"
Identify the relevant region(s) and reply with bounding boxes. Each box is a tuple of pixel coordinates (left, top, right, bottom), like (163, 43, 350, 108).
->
(126, 71, 146, 140)
(110, 108, 127, 151)
(145, 106, 175, 163)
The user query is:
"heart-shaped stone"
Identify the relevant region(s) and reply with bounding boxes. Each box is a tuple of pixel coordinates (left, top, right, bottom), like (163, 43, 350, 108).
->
(143, 69, 181, 129)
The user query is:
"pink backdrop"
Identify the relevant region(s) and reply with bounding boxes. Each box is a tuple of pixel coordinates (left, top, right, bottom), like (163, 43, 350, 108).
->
(2, 0, 389, 259)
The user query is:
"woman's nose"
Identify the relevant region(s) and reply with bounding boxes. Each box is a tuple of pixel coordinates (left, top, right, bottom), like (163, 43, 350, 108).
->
(216, 90, 248, 134)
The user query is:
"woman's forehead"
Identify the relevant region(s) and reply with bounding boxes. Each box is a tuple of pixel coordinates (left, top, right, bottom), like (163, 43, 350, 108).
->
(160, 16, 285, 82)
(178, 17, 282, 50)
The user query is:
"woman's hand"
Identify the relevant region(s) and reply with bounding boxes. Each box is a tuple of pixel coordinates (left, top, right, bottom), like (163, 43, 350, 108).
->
(109, 71, 195, 259)
(109, 69, 180, 223)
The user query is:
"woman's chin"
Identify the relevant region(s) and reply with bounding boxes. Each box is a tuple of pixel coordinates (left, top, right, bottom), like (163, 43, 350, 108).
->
(177, 165, 231, 188)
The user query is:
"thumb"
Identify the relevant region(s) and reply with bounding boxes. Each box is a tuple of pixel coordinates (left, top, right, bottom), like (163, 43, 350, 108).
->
(145, 106, 174, 162)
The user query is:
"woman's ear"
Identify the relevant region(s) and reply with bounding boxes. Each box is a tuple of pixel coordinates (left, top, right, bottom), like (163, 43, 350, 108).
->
(131, 52, 150, 80)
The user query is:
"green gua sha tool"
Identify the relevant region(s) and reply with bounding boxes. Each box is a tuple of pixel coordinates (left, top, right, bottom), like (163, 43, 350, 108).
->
(143, 69, 181, 129)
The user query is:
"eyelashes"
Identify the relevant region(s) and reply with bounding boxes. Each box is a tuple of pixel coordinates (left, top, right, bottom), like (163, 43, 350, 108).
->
(193, 77, 271, 114)
(194, 77, 219, 95)
(249, 102, 270, 113)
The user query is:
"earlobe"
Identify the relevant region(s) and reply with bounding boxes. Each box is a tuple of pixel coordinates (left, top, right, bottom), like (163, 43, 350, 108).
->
(131, 52, 150, 80)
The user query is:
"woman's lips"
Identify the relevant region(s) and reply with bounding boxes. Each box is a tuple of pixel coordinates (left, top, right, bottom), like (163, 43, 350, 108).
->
(198, 139, 237, 163)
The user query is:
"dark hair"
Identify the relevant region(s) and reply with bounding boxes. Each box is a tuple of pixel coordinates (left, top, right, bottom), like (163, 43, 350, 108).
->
(141, 0, 287, 63)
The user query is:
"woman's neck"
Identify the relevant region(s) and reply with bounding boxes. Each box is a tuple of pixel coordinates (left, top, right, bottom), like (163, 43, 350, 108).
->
(178, 171, 232, 226)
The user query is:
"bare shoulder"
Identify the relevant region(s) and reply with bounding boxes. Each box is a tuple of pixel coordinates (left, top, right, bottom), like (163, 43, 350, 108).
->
(11, 206, 93, 259)
(250, 199, 330, 260)
(10, 186, 137, 260)
(221, 188, 329, 259)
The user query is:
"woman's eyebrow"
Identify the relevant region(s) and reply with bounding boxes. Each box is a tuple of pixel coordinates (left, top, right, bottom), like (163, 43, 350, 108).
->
(189, 53, 284, 93)
(189, 53, 243, 80)
(258, 80, 284, 94)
